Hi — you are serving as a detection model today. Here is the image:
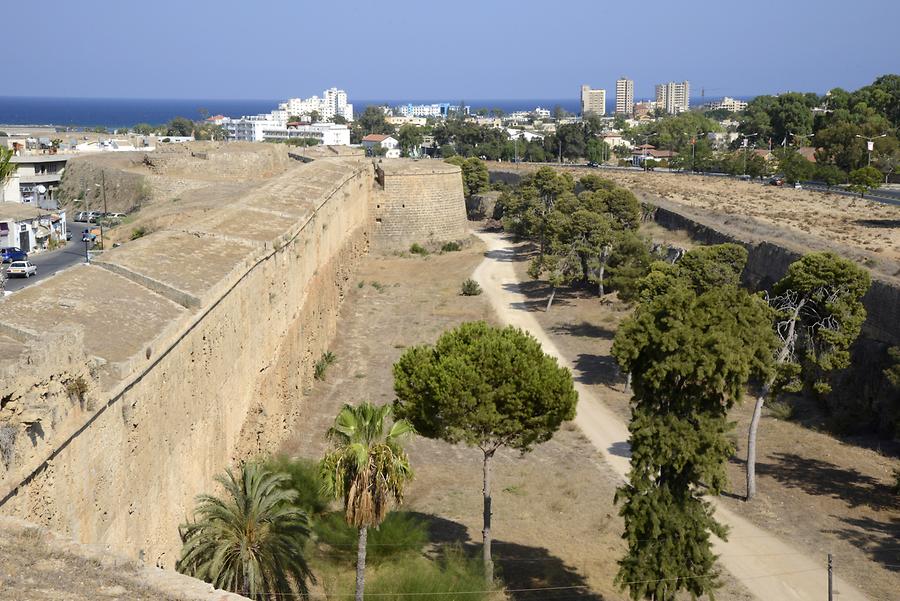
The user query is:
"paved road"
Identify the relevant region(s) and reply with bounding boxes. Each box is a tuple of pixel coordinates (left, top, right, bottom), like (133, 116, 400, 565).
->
(472, 230, 869, 601)
(2, 222, 89, 293)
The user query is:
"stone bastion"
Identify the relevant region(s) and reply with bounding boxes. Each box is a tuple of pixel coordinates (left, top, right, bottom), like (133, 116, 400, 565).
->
(0, 153, 467, 572)
(370, 159, 469, 251)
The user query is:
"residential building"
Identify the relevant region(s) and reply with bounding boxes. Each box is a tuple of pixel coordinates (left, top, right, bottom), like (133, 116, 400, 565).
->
(581, 85, 606, 116)
(262, 123, 351, 146)
(0, 203, 67, 253)
(707, 96, 748, 112)
(386, 115, 428, 127)
(601, 133, 630, 150)
(223, 115, 278, 142)
(1, 155, 68, 207)
(655, 81, 690, 114)
(615, 78, 634, 116)
(278, 88, 354, 122)
(361, 134, 400, 158)
(505, 128, 544, 143)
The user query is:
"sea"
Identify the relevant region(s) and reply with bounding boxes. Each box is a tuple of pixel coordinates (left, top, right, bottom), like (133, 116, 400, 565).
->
(0, 96, 739, 129)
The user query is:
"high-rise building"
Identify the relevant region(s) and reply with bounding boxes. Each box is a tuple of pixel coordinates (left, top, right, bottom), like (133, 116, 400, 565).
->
(580, 85, 606, 116)
(655, 81, 690, 114)
(615, 78, 634, 115)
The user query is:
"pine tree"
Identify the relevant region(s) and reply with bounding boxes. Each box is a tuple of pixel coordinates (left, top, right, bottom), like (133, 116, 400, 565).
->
(612, 284, 776, 600)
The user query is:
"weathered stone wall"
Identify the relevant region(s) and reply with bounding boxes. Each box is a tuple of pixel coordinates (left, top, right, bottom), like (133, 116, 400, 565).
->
(371, 160, 468, 251)
(0, 157, 373, 565)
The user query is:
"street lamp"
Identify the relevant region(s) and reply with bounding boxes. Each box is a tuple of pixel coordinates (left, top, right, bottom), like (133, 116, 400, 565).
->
(741, 133, 759, 176)
(855, 133, 888, 166)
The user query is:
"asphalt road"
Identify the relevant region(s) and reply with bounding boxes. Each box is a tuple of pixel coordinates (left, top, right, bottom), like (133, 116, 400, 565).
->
(2, 222, 89, 293)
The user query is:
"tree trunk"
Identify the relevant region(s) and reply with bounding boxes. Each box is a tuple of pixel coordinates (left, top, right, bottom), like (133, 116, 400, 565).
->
(623, 372, 632, 393)
(545, 286, 556, 312)
(482, 448, 495, 586)
(746, 301, 802, 501)
(598, 263, 605, 297)
(355, 526, 368, 601)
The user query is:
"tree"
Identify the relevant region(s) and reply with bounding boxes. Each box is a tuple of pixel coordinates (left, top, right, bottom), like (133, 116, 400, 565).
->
(132, 123, 154, 136)
(320, 402, 414, 601)
(397, 124, 424, 157)
(177, 462, 313, 600)
(0, 147, 18, 203)
(848, 165, 884, 196)
(445, 156, 489, 197)
(393, 322, 577, 583)
(586, 138, 611, 164)
(612, 285, 776, 600)
(745, 253, 870, 500)
(308, 110, 320, 123)
(356, 106, 394, 138)
(165, 117, 195, 137)
(815, 163, 847, 189)
(773, 146, 814, 184)
(333, 114, 348, 125)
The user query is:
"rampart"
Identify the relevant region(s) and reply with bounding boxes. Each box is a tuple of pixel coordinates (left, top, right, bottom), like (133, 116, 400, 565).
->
(0, 156, 374, 566)
(371, 160, 468, 251)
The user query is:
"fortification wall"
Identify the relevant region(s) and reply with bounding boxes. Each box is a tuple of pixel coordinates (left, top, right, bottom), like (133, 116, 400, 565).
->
(371, 160, 468, 251)
(0, 157, 373, 565)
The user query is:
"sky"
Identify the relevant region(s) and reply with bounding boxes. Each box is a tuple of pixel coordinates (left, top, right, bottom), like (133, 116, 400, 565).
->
(5, 0, 899, 101)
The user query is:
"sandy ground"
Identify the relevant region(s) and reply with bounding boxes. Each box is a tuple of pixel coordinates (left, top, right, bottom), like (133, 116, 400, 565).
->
(280, 240, 754, 601)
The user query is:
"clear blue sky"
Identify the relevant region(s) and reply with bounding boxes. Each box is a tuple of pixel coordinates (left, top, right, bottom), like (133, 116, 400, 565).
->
(7, 0, 899, 100)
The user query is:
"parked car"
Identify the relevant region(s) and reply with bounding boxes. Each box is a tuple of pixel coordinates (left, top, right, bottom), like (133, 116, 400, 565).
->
(86, 211, 103, 223)
(794, 182, 803, 189)
(75, 211, 89, 222)
(768, 177, 785, 186)
(7, 260, 36, 278)
(1, 247, 27, 263)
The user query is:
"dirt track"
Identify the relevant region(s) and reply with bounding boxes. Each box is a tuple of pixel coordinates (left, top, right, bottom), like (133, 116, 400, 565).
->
(472, 230, 869, 601)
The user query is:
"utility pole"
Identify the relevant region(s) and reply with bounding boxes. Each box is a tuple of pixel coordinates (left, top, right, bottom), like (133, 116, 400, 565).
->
(100, 171, 108, 250)
(558, 139, 562, 164)
(827, 553, 833, 601)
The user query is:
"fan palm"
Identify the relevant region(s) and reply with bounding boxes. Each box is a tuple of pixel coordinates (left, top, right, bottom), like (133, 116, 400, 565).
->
(177, 462, 313, 600)
(320, 402, 415, 601)
(0, 147, 17, 203)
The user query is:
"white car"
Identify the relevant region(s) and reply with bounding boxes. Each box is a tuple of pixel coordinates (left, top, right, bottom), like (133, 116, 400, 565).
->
(7, 261, 37, 278)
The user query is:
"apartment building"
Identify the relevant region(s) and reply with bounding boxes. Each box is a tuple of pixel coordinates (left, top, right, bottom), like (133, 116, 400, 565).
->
(615, 78, 634, 115)
(262, 123, 351, 146)
(277, 88, 354, 122)
(707, 96, 748, 112)
(581, 85, 606, 116)
(655, 81, 691, 114)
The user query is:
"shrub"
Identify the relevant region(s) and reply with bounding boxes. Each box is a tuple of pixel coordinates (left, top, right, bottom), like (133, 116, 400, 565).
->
(314, 511, 428, 564)
(441, 241, 462, 252)
(131, 227, 147, 240)
(0, 425, 16, 470)
(766, 400, 794, 421)
(314, 351, 336, 380)
(65, 376, 89, 401)
(357, 547, 490, 601)
(460, 278, 482, 296)
(264, 456, 330, 515)
(410, 243, 429, 256)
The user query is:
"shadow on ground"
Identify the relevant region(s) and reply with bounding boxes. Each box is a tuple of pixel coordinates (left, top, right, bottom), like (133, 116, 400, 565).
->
(754, 452, 899, 511)
(852, 218, 900, 229)
(824, 514, 900, 572)
(550, 321, 615, 340)
(503, 280, 580, 312)
(573, 353, 622, 388)
(410, 513, 606, 600)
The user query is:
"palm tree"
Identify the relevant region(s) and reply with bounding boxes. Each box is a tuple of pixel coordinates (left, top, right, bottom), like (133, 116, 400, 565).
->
(177, 462, 313, 600)
(320, 402, 415, 601)
(0, 147, 18, 203)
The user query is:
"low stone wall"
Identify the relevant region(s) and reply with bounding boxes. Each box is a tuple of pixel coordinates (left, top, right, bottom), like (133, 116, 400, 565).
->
(0, 157, 373, 565)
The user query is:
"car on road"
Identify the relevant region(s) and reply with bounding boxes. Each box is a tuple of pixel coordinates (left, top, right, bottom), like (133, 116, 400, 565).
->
(1, 247, 27, 263)
(794, 182, 803, 189)
(7, 260, 36, 278)
(75, 211, 89, 221)
(768, 177, 785, 186)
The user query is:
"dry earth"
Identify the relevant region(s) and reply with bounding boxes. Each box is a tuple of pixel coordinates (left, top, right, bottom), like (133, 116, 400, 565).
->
(503, 236, 899, 601)
(279, 240, 753, 601)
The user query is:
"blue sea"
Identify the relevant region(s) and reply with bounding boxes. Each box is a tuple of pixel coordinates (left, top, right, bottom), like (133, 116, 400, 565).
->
(0, 96, 741, 129)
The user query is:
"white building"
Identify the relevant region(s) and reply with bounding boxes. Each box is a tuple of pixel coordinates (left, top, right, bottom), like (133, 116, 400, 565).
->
(0, 203, 67, 254)
(581, 85, 606, 116)
(655, 81, 690, 114)
(361, 134, 400, 158)
(532, 107, 551, 119)
(1, 155, 68, 206)
(615, 78, 634, 116)
(223, 115, 279, 142)
(279, 88, 354, 122)
(505, 128, 545, 143)
(262, 123, 351, 146)
(707, 96, 748, 112)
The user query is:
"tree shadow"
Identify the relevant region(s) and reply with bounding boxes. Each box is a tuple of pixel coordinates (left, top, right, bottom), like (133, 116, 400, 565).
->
(484, 248, 529, 263)
(409, 514, 606, 600)
(852, 218, 900, 228)
(823, 514, 900, 571)
(755, 452, 899, 511)
(492, 540, 606, 601)
(573, 353, 622, 387)
(550, 321, 615, 340)
(503, 280, 579, 312)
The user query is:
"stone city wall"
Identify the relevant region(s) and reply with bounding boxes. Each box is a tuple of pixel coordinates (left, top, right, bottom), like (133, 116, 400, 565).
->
(0, 157, 373, 566)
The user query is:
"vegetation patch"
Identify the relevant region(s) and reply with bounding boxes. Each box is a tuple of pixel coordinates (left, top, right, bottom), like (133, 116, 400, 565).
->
(410, 243, 429, 256)
(314, 351, 337, 380)
(460, 278, 482, 296)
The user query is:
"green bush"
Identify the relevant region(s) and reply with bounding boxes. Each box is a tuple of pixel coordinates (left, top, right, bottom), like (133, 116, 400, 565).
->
(314, 351, 336, 380)
(358, 547, 490, 601)
(460, 279, 482, 296)
(441, 241, 461, 252)
(314, 511, 428, 564)
(410, 243, 429, 256)
(131, 226, 147, 240)
(264, 456, 330, 515)
(766, 400, 794, 421)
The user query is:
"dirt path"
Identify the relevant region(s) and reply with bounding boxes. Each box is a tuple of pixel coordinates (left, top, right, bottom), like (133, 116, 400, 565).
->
(472, 230, 869, 601)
